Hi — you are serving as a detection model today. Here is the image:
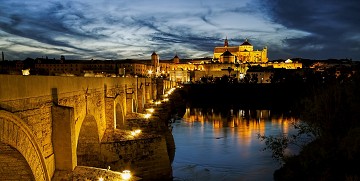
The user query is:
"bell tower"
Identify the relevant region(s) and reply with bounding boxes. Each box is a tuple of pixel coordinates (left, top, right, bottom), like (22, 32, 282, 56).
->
(151, 51, 159, 74)
(224, 36, 228, 47)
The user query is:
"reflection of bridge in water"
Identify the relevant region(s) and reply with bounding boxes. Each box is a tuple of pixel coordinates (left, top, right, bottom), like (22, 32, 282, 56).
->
(0, 75, 177, 180)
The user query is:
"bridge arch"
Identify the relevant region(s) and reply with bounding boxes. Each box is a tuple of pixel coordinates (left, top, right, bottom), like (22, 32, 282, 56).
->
(0, 110, 50, 181)
(76, 114, 101, 167)
(0, 143, 34, 180)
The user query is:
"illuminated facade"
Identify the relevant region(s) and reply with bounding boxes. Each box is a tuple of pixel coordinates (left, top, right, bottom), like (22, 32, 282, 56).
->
(151, 52, 160, 75)
(8, 37, 302, 82)
(214, 38, 268, 63)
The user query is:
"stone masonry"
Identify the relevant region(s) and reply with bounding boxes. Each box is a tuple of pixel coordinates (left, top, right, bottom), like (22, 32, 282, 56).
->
(0, 75, 177, 180)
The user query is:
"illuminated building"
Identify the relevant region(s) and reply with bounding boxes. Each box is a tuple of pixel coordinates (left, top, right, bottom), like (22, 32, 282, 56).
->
(3, 37, 304, 82)
(151, 52, 160, 75)
(214, 38, 268, 63)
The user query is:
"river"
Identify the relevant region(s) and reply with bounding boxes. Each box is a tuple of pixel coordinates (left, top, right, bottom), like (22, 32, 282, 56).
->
(171, 107, 300, 181)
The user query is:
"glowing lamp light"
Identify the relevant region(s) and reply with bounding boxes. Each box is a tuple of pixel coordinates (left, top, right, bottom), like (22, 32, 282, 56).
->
(134, 129, 141, 134)
(98, 177, 104, 181)
(22, 69, 30, 75)
(130, 129, 141, 136)
(154, 101, 162, 105)
(121, 170, 131, 180)
(148, 70, 153, 75)
(144, 113, 151, 119)
(147, 108, 154, 113)
(163, 98, 169, 102)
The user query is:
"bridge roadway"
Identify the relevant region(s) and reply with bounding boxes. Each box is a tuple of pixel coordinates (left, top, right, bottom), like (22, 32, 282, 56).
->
(0, 75, 177, 180)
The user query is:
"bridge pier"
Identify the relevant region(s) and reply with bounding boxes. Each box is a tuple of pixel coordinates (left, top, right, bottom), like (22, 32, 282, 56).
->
(52, 105, 77, 171)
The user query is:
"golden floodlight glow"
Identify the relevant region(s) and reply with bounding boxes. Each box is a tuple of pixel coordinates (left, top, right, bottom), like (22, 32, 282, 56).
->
(166, 87, 176, 95)
(98, 177, 104, 181)
(147, 108, 155, 113)
(130, 129, 141, 136)
(134, 129, 141, 134)
(148, 70, 153, 75)
(163, 98, 169, 102)
(22, 69, 30, 75)
(121, 170, 131, 180)
(155, 101, 162, 105)
(144, 113, 151, 119)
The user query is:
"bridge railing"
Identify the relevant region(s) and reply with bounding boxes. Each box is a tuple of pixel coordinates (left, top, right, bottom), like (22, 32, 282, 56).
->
(0, 82, 148, 113)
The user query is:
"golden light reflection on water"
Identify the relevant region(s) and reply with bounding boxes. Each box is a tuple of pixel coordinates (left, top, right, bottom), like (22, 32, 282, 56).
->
(183, 108, 299, 147)
(173, 108, 300, 181)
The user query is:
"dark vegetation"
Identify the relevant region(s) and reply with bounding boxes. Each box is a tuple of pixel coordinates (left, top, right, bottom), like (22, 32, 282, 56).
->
(272, 69, 360, 181)
(182, 65, 360, 180)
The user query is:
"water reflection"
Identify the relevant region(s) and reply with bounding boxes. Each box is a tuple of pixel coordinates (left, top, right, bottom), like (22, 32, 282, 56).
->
(172, 108, 299, 181)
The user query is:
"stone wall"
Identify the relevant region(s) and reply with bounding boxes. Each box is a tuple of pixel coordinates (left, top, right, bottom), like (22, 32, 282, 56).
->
(100, 136, 172, 181)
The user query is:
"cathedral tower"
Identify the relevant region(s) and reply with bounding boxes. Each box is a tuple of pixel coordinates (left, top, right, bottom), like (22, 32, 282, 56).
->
(173, 54, 180, 64)
(151, 52, 159, 74)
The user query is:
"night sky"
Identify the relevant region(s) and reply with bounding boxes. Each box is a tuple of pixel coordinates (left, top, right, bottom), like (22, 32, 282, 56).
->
(0, 0, 359, 60)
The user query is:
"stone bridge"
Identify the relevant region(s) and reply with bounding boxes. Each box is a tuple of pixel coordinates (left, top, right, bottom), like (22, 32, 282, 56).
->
(0, 75, 177, 180)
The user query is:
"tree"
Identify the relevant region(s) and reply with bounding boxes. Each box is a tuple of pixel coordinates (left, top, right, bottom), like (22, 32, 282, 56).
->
(260, 70, 360, 180)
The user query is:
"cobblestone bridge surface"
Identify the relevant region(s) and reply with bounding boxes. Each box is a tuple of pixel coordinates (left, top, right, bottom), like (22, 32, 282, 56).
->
(0, 75, 179, 180)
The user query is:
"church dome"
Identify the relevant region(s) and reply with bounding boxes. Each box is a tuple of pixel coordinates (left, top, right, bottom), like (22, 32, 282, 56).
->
(220, 50, 235, 63)
(221, 50, 233, 56)
(240, 39, 252, 46)
(151, 52, 157, 56)
(173, 54, 180, 64)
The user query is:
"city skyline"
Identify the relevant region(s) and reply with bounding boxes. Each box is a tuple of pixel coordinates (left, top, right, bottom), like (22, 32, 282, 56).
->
(0, 0, 359, 61)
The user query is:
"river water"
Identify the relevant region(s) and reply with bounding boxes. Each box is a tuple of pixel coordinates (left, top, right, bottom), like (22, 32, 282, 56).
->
(171, 107, 299, 181)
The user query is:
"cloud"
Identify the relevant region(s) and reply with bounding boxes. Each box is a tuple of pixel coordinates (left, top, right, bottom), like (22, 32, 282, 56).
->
(260, 0, 360, 59)
(0, 0, 358, 60)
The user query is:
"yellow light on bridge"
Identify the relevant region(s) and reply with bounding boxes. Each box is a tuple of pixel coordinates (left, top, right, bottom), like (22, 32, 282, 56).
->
(146, 108, 155, 113)
(144, 113, 151, 119)
(166, 88, 176, 95)
(130, 129, 141, 136)
(121, 170, 132, 180)
(22, 69, 30, 76)
(134, 129, 141, 134)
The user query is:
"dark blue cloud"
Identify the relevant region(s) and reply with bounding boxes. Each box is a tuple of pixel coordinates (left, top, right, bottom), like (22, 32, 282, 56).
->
(0, 1, 97, 51)
(0, 0, 359, 60)
(260, 0, 360, 60)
